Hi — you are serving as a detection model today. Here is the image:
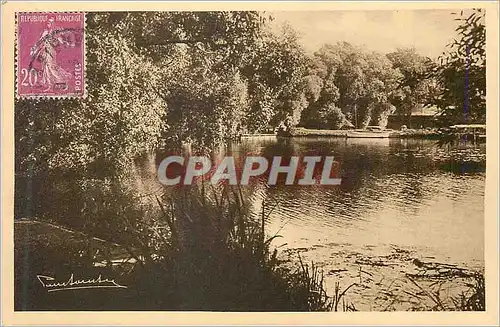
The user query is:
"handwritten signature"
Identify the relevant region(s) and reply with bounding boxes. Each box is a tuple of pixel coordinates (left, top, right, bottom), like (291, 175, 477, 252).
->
(36, 273, 127, 292)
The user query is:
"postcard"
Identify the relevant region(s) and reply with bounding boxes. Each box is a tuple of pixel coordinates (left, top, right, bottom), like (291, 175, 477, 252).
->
(1, 1, 498, 326)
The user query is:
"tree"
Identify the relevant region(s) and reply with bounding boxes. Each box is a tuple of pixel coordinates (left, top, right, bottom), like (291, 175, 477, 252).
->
(300, 65, 342, 129)
(162, 64, 249, 149)
(132, 11, 270, 69)
(431, 9, 486, 124)
(242, 23, 308, 132)
(387, 48, 437, 125)
(301, 42, 400, 129)
(15, 11, 274, 176)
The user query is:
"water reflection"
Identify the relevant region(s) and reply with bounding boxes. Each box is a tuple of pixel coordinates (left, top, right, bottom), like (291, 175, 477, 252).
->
(227, 137, 485, 269)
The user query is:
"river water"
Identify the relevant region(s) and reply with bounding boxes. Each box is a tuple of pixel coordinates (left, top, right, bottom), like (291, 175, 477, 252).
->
(220, 136, 485, 310)
(17, 135, 485, 311)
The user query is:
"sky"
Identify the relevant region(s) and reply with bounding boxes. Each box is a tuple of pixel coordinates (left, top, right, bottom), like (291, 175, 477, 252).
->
(270, 10, 466, 59)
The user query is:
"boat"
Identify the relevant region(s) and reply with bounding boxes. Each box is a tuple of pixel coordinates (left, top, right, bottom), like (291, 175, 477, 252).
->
(347, 129, 392, 138)
(240, 133, 277, 138)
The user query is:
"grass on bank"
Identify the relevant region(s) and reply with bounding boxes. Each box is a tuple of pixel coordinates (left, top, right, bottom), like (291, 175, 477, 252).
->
(15, 181, 338, 311)
(123, 184, 337, 311)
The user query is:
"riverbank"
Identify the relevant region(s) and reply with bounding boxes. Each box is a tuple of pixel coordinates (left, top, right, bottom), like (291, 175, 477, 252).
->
(14, 185, 335, 312)
(241, 127, 486, 141)
(15, 218, 484, 311)
(286, 127, 442, 139)
(282, 242, 484, 311)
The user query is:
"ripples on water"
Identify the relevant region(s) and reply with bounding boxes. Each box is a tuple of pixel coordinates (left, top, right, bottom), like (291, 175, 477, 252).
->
(234, 137, 485, 270)
(151, 136, 485, 309)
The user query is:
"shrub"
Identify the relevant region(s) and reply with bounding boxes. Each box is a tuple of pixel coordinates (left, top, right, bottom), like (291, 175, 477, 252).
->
(128, 184, 334, 311)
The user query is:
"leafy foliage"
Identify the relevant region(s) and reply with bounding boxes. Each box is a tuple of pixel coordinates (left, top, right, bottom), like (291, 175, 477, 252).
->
(300, 42, 400, 129)
(242, 24, 309, 132)
(387, 48, 438, 121)
(431, 9, 486, 123)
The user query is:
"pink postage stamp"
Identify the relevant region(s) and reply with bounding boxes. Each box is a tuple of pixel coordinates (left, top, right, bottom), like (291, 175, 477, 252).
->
(16, 12, 85, 98)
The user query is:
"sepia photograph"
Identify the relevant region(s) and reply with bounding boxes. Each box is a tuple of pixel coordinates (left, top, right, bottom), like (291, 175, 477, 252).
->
(1, 1, 499, 325)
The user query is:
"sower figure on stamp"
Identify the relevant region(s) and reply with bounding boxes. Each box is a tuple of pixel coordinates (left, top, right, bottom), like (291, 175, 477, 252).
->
(29, 16, 75, 92)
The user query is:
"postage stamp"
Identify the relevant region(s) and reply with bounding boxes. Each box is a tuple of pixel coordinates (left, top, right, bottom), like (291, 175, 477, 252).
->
(16, 12, 85, 98)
